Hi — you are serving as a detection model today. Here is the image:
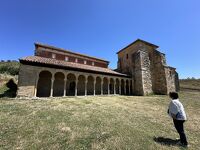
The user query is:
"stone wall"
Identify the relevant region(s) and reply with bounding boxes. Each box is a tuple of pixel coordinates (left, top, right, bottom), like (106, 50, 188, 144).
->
(140, 49, 153, 95)
(133, 51, 144, 95)
(117, 40, 178, 95)
(17, 64, 38, 97)
(151, 51, 168, 94)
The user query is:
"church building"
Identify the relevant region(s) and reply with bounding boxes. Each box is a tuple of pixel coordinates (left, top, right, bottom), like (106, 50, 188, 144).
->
(17, 39, 179, 97)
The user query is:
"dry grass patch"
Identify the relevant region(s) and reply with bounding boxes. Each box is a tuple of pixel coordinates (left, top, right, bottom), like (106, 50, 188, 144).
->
(0, 92, 200, 149)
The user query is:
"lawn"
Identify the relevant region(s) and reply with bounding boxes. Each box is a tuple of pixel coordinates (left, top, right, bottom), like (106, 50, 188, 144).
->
(0, 91, 200, 150)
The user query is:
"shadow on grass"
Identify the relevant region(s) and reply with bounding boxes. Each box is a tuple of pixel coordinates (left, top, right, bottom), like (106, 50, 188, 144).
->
(153, 136, 180, 146)
(0, 79, 17, 98)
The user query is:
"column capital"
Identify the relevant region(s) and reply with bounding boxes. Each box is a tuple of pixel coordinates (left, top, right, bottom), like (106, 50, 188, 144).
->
(85, 78, 88, 83)
(75, 74, 79, 79)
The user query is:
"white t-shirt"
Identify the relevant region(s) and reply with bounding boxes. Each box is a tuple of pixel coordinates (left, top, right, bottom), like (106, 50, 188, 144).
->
(168, 99, 187, 120)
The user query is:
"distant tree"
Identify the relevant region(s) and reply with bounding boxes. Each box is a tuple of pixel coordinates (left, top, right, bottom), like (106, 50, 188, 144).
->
(0, 61, 20, 75)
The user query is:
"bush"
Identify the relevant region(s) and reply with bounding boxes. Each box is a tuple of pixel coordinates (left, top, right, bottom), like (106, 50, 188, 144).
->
(0, 62, 19, 75)
(0, 79, 17, 98)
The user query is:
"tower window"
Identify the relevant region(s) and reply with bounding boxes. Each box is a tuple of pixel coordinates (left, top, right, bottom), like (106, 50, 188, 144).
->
(126, 54, 128, 59)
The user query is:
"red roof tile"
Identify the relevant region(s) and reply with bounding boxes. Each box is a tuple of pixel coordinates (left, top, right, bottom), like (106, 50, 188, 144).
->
(19, 56, 129, 77)
(117, 39, 159, 54)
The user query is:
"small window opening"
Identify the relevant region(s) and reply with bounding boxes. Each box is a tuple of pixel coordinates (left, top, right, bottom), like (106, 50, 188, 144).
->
(65, 56, 69, 61)
(52, 53, 56, 59)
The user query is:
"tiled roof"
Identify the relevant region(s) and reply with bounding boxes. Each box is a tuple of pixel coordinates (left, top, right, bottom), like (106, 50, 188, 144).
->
(117, 39, 159, 54)
(19, 56, 129, 77)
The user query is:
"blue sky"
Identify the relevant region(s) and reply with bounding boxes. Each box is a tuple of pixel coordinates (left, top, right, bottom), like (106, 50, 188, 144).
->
(0, 0, 199, 79)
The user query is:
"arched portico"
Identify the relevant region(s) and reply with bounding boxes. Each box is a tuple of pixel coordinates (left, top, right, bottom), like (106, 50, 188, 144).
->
(36, 71, 52, 97)
(35, 68, 132, 97)
(95, 76, 101, 95)
(66, 73, 76, 96)
(87, 76, 94, 95)
(53, 72, 65, 97)
(77, 75, 86, 96)
(110, 78, 114, 94)
(103, 77, 108, 94)
(116, 78, 120, 94)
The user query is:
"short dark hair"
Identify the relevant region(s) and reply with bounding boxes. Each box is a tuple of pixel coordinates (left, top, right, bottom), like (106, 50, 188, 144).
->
(169, 92, 179, 99)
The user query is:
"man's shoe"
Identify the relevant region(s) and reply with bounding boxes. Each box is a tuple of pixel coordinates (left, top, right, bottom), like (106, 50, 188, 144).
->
(177, 141, 190, 148)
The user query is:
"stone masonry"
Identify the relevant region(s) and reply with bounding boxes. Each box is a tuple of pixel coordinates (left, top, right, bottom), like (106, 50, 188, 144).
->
(117, 39, 179, 95)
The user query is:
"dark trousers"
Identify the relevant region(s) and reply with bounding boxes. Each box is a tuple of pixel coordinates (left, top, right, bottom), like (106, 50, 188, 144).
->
(173, 119, 188, 145)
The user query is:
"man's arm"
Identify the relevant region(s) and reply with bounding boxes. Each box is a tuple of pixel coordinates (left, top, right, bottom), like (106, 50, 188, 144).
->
(171, 113, 177, 119)
(169, 101, 179, 119)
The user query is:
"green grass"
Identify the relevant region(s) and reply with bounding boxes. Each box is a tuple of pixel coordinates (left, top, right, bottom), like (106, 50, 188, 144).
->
(0, 91, 200, 149)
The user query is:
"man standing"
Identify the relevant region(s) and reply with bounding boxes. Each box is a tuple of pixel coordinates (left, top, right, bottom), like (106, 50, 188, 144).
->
(168, 92, 188, 147)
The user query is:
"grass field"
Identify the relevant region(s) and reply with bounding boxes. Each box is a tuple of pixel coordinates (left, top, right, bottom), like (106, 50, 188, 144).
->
(0, 90, 200, 149)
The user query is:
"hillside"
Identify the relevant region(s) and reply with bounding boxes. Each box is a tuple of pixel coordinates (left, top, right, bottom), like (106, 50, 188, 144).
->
(0, 61, 19, 97)
(179, 79, 200, 91)
(0, 61, 20, 75)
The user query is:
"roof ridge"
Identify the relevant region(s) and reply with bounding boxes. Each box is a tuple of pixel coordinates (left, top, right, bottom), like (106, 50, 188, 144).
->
(116, 39, 159, 54)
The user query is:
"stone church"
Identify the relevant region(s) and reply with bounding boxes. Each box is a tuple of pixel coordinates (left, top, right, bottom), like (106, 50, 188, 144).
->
(17, 39, 179, 97)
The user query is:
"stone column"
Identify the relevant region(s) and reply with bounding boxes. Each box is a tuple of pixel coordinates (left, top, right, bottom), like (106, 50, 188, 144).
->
(50, 75, 55, 97)
(108, 79, 110, 95)
(101, 79, 103, 95)
(93, 78, 96, 96)
(34, 73, 39, 97)
(75, 76, 78, 96)
(124, 81, 126, 95)
(114, 79, 116, 95)
(63, 77, 67, 97)
(85, 78, 88, 96)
